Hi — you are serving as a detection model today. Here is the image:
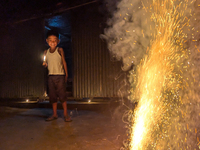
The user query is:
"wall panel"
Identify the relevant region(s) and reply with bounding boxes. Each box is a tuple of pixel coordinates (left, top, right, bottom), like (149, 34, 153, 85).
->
(0, 19, 45, 98)
(71, 3, 126, 98)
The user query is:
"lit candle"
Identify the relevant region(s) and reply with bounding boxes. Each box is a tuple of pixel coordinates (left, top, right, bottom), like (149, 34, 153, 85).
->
(43, 55, 46, 62)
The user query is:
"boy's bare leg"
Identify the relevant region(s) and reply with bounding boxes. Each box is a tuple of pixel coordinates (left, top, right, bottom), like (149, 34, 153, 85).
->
(46, 102, 58, 121)
(62, 101, 67, 117)
(62, 101, 72, 122)
(52, 102, 58, 117)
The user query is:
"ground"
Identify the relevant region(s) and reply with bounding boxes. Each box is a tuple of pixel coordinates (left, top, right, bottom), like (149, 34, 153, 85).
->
(0, 104, 127, 150)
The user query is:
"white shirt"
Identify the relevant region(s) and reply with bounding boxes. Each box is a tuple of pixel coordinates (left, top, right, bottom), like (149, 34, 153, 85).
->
(46, 47, 65, 75)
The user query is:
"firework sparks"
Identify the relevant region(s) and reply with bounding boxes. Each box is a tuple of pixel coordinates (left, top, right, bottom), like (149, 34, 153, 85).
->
(103, 0, 200, 149)
(129, 0, 195, 149)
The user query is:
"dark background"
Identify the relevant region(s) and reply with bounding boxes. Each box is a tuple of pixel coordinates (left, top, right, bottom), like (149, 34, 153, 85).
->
(0, 0, 128, 99)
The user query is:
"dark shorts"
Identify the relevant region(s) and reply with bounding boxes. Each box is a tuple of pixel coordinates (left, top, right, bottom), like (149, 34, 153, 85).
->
(48, 75, 67, 104)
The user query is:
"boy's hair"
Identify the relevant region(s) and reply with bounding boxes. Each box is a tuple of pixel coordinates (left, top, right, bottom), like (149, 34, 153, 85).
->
(46, 29, 59, 39)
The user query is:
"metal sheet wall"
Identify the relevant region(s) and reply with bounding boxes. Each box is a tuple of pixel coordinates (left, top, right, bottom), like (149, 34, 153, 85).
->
(0, 4, 128, 99)
(0, 19, 45, 98)
(71, 3, 126, 98)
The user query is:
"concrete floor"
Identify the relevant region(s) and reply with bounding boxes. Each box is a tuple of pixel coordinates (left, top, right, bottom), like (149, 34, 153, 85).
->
(0, 106, 127, 150)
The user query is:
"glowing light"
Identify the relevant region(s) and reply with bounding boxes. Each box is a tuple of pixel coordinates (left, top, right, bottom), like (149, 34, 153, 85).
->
(103, 0, 200, 148)
(43, 55, 46, 62)
(43, 91, 48, 97)
(26, 99, 29, 102)
(129, 0, 196, 149)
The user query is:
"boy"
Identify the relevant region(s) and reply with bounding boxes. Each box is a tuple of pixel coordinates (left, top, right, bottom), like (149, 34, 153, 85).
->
(43, 29, 71, 122)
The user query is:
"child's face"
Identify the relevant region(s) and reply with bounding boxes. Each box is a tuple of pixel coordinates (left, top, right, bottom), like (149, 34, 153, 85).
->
(46, 35, 60, 49)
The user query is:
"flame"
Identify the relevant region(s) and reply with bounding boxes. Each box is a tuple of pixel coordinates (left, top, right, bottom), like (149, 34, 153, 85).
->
(43, 55, 46, 62)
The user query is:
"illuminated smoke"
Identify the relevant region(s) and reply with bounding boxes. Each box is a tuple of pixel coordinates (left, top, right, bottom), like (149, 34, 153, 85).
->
(102, 0, 151, 71)
(103, 0, 200, 149)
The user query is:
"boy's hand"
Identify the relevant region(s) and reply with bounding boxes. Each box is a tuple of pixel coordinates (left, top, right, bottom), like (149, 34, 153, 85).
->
(42, 62, 47, 67)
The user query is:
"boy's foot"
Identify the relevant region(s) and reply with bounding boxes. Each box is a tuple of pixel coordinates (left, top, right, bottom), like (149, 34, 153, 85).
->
(46, 115, 58, 121)
(64, 115, 72, 122)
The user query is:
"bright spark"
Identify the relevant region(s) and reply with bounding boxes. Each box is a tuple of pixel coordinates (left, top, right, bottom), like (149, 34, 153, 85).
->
(129, 0, 194, 149)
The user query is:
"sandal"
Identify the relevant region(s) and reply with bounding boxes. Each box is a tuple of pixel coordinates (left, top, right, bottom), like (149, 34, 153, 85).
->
(64, 116, 72, 122)
(46, 116, 58, 121)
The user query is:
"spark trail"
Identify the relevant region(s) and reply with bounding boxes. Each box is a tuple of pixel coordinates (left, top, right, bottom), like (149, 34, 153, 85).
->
(103, 0, 200, 149)
(129, 0, 197, 149)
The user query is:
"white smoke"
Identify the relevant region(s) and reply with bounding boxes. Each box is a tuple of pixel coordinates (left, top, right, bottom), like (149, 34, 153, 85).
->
(102, 0, 154, 71)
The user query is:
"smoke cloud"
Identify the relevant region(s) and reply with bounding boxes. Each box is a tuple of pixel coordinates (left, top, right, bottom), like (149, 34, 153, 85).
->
(101, 0, 155, 71)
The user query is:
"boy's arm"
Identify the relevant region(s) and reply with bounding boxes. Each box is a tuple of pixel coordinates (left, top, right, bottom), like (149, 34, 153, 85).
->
(42, 50, 47, 67)
(59, 48, 68, 82)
